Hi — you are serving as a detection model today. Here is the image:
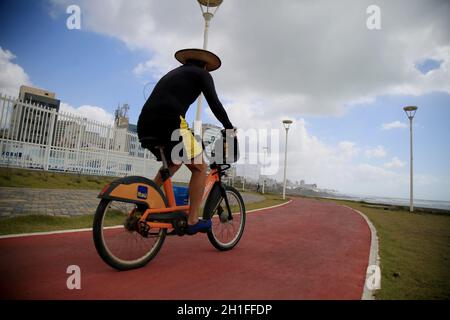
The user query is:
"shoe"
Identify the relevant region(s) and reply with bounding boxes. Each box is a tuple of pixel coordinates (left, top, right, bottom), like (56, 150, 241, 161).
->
(186, 219, 212, 235)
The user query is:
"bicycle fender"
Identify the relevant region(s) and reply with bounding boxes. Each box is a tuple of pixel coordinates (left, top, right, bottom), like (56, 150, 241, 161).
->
(98, 176, 168, 209)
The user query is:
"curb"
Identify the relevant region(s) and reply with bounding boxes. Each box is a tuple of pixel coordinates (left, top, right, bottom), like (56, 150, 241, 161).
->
(247, 199, 292, 213)
(0, 227, 93, 239)
(343, 205, 380, 300)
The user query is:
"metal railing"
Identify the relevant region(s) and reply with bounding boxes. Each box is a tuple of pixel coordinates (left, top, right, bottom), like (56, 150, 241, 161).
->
(0, 94, 191, 182)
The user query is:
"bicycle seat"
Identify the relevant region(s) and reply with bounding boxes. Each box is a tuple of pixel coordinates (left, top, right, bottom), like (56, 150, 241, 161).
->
(139, 136, 165, 149)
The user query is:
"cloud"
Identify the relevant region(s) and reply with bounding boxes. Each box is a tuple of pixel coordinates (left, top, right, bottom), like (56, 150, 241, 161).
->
(0, 46, 114, 126)
(59, 102, 114, 125)
(212, 101, 443, 199)
(132, 59, 168, 80)
(48, 0, 450, 118)
(381, 121, 407, 130)
(0, 47, 32, 97)
(365, 145, 387, 158)
(338, 141, 359, 160)
(356, 163, 401, 182)
(384, 156, 406, 169)
(45, 0, 448, 200)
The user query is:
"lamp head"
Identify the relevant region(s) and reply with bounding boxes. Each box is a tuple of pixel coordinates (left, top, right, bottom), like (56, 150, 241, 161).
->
(403, 106, 418, 120)
(198, 0, 223, 15)
(282, 119, 293, 130)
(198, 0, 223, 7)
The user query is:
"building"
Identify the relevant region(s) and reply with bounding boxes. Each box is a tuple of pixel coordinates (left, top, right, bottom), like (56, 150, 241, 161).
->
(202, 123, 221, 159)
(53, 118, 109, 150)
(10, 86, 60, 144)
(18, 86, 60, 108)
(202, 123, 221, 142)
(114, 104, 148, 158)
(115, 104, 130, 129)
(112, 104, 130, 154)
(53, 119, 83, 149)
(128, 123, 138, 134)
(299, 179, 318, 190)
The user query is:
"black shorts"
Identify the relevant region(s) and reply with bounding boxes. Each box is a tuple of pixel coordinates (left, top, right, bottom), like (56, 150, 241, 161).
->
(138, 115, 203, 165)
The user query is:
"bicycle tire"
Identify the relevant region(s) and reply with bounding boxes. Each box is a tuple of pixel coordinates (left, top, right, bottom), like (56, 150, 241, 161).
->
(204, 185, 246, 251)
(93, 198, 167, 271)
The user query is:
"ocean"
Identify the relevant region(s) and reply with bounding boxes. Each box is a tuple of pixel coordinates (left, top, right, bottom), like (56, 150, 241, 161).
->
(329, 194, 450, 211)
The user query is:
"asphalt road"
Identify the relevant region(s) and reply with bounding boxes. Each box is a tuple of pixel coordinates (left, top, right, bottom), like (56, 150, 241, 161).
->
(0, 198, 371, 300)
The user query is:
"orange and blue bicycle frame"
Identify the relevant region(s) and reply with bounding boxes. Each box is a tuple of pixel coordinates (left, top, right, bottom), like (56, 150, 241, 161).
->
(143, 165, 221, 229)
(98, 163, 228, 230)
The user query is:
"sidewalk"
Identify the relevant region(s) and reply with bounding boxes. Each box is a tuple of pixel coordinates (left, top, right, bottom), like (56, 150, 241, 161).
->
(0, 187, 265, 217)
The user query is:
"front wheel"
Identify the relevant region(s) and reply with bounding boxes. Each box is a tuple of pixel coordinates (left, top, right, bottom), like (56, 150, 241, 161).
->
(204, 185, 246, 251)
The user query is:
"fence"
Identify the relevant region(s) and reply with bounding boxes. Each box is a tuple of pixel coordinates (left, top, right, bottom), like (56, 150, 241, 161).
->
(0, 94, 191, 182)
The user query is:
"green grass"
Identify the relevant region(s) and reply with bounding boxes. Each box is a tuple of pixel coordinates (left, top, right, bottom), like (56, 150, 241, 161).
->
(243, 192, 288, 212)
(0, 193, 288, 236)
(312, 197, 450, 300)
(0, 167, 190, 190)
(0, 212, 125, 235)
(0, 167, 117, 190)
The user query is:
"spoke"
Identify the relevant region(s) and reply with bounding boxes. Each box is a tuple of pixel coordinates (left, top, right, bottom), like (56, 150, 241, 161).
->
(101, 200, 162, 262)
(210, 190, 244, 247)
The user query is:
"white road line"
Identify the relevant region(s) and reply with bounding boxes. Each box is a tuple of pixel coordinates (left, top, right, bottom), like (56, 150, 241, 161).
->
(0, 225, 124, 239)
(0, 227, 93, 239)
(0, 200, 293, 239)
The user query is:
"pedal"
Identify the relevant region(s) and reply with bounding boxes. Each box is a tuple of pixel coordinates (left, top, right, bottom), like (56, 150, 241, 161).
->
(137, 220, 150, 237)
(171, 217, 188, 236)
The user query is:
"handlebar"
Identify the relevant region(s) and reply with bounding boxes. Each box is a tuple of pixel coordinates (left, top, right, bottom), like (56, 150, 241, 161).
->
(221, 128, 237, 138)
(209, 162, 231, 172)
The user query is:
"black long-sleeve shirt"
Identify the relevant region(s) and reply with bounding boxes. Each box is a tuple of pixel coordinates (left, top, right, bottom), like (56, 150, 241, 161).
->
(138, 64, 233, 134)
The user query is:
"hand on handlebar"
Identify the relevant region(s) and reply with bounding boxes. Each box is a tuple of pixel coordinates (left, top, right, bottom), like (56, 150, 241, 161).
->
(221, 128, 238, 159)
(221, 127, 237, 138)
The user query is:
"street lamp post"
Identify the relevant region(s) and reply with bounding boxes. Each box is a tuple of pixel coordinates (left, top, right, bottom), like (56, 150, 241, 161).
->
(403, 106, 418, 213)
(262, 146, 268, 194)
(282, 120, 293, 200)
(195, 0, 223, 126)
(242, 155, 247, 191)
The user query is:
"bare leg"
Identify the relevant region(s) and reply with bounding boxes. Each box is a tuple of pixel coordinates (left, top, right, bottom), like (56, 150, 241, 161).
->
(185, 155, 207, 225)
(153, 164, 181, 187)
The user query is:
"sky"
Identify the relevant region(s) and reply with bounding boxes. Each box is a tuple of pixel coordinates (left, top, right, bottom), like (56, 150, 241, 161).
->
(0, 0, 449, 201)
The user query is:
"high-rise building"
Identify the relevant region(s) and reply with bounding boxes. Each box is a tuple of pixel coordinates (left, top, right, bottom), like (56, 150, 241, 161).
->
(19, 86, 59, 107)
(11, 86, 60, 144)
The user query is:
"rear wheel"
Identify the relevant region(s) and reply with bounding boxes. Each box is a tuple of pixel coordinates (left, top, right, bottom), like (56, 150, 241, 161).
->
(93, 199, 167, 271)
(204, 185, 246, 251)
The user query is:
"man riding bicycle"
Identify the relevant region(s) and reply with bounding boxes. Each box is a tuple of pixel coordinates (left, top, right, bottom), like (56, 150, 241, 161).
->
(137, 48, 235, 235)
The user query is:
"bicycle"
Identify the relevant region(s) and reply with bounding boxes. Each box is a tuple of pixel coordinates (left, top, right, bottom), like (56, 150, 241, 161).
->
(92, 133, 246, 271)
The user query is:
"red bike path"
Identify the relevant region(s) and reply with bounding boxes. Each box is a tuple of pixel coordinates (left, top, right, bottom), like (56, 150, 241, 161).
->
(0, 198, 371, 300)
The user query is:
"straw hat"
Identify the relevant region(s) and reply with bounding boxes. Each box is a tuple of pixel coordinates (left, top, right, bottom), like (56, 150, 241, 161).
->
(175, 48, 221, 72)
